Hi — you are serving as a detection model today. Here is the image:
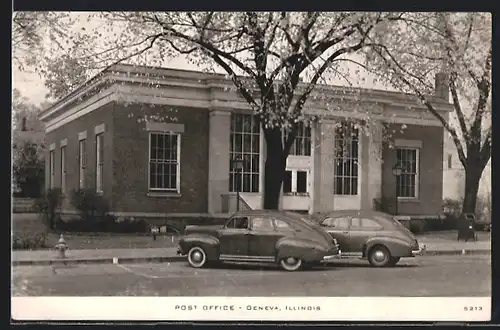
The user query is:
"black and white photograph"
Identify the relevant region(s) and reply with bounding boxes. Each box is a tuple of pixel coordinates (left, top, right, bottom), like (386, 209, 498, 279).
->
(11, 11, 491, 322)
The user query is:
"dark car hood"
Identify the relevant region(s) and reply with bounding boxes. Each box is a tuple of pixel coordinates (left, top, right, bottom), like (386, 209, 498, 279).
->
(184, 224, 223, 236)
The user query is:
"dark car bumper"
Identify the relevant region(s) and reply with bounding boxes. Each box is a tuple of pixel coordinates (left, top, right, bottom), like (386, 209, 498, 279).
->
(411, 244, 427, 256)
(321, 246, 341, 262)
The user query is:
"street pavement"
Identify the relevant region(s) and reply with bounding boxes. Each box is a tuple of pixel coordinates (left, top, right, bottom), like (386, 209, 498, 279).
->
(12, 255, 490, 297)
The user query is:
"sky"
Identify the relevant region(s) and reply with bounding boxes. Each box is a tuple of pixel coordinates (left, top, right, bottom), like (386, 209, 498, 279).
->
(11, 11, 397, 106)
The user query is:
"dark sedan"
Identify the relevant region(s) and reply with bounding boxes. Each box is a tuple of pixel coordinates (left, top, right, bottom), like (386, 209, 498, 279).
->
(314, 210, 426, 267)
(177, 210, 340, 271)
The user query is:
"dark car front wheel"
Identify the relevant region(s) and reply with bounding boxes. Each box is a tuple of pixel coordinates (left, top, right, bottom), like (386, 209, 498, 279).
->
(368, 245, 391, 267)
(279, 257, 303, 271)
(187, 246, 207, 268)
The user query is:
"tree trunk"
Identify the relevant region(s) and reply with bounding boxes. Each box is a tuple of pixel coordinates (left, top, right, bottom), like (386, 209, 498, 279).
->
(461, 162, 483, 214)
(262, 127, 287, 210)
(263, 151, 287, 209)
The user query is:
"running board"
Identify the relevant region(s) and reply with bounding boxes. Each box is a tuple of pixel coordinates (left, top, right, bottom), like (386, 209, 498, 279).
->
(219, 254, 276, 263)
(340, 253, 364, 259)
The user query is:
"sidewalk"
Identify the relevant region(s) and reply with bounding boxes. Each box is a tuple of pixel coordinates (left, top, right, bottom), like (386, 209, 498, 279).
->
(12, 239, 490, 266)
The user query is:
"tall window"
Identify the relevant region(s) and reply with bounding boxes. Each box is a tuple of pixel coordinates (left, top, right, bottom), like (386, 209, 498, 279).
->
(95, 133, 104, 194)
(334, 122, 359, 195)
(60, 146, 66, 193)
(285, 122, 312, 156)
(49, 150, 55, 189)
(229, 113, 260, 193)
(396, 148, 419, 198)
(447, 154, 452, 169)
(78, 139, 87, 189)
(149, 132, 180, 192)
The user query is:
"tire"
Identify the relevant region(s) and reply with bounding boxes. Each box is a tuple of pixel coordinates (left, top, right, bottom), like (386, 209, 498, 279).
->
(279, 256, 303, 271)
(388, 256, 401, 267)
(368, 245, 391, 267)
(187, 246, 207, 268)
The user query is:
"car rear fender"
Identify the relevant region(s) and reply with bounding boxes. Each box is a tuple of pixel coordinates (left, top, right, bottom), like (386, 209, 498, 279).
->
(363, 236, 412, 258)
(275, 237, 325, 263)
(178, 234, 220, 261)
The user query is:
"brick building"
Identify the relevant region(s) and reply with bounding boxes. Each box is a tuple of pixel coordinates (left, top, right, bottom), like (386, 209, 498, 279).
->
(39, 64, 452, 218)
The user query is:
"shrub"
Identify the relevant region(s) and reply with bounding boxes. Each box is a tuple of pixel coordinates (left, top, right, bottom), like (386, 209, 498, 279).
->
(443, 198, 462, 217)
(12, 231, 47, 250)
(166, 216, 228, 234)
(475, 194, 491, 223)
(54, 216, 149, 234)
(33, 188, 63, 230)
(70, 189, 109, 221)
(12, 141, 45, 198)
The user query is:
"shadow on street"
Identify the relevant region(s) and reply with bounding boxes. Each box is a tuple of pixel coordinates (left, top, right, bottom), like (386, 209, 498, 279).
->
(179, 260, 419, 271)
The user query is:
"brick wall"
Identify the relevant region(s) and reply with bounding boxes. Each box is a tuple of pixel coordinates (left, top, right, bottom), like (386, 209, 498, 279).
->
(111, 103, 209, 213)
(381, 124, 444, 215)
(44, 103, 114, 209)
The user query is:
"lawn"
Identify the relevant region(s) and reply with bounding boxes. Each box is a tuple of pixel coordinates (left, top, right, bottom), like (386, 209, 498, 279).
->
(12, 213, 491, 251)
(12, 213, 178, 250)
(44, 232, 178, 250)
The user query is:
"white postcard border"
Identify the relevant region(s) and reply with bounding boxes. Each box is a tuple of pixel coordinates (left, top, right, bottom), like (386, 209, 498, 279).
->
(11, 297, 490, 322)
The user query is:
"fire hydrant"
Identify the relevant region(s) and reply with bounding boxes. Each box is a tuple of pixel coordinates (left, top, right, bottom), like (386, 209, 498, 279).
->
(54, 234, 68, 259)
(151, 226, 159, 241)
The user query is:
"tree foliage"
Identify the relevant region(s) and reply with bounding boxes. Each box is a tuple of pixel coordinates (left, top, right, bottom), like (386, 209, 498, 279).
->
(12, 11, 74, 70)
(12, 88, 45, 197)
(363, 12, 492, 213)
(30, 12, 409, 209)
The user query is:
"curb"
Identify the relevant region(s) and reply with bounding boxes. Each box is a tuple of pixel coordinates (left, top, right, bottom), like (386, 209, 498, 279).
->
(12, 249, 490, 266)
(12, 255, 186, 266)
(423, 249, 490, 256)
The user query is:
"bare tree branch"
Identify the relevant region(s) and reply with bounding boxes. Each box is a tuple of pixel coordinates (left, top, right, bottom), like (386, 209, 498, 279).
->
(448, 71, 470, 140)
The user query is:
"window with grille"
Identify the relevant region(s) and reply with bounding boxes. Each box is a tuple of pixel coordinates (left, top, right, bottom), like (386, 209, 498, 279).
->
(49, 150, 55, 189)
(229, 113, 260, 193)
(95, 133, 104, 193)
(284, 122, 312, 156)
(396, 148, 419, 198)
(78, 139, 86, 189)
(334, 122, 359, 195)
(148, 132, 180, 192)
(60, 146, 66, 193)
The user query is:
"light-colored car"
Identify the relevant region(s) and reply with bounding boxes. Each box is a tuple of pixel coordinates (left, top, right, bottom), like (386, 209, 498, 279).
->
(177, 210, 340, 271)
(314, 210, 426, 267)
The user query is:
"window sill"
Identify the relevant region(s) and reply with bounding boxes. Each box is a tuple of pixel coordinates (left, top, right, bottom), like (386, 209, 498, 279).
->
(227, 192, 260, 195)
(283, 193, 310, 197)
(397, 198, 420, 203)
(147, 192, 182, 198)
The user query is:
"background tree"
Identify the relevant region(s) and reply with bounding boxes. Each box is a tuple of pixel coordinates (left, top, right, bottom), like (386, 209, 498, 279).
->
(363, 12, 491, 214)
(34, 11, 406, 209)
(12, 89, 45, 197)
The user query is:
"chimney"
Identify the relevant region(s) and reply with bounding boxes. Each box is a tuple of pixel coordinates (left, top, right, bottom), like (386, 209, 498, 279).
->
(434, 72, 450, 102)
